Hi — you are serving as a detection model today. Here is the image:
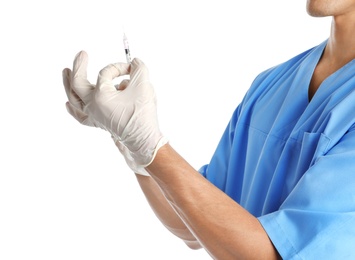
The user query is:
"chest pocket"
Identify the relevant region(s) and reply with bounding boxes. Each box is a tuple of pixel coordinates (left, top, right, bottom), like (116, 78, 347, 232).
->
(296, 132, 331, 173)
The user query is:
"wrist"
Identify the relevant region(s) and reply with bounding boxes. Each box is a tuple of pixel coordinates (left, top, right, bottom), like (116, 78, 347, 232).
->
(112, 135, 168, 176)
(122, 131, 168, 167)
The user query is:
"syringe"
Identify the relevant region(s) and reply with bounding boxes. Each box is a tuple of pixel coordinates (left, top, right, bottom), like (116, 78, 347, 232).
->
(123, 33, 131, 63)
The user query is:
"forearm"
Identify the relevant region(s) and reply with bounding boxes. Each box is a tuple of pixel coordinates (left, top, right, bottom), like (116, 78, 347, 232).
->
(135, 174, 202, 249)
(146, 144, 280, 260)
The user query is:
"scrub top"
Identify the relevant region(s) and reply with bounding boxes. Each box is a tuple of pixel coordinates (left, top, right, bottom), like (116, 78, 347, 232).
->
(198, 40, 355, 259)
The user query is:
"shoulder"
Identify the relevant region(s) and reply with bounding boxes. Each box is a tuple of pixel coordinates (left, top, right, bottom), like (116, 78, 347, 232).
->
(256, 46, 317, 85)
(243, 42, 325, 100)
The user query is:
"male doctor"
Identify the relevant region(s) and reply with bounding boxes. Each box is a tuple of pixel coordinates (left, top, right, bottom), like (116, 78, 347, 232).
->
(62, 0, 355, 259)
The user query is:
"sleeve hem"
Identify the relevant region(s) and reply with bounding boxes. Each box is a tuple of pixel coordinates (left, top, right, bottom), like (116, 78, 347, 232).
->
(258, 213, 303, 260)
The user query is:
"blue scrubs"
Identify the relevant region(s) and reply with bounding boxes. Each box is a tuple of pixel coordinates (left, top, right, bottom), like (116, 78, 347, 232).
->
(199, 40, 355, 259)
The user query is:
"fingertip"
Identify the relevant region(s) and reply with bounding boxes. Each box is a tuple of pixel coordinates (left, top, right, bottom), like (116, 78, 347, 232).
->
(62, 69, 71, 92)
(75, 50, 88, 59)
(62, 68, 71, 77)
(74, 50, 88, 65)
(112, 63, 130, 75)
(130, 57, 149, 78)
(73, 50, 89, 75)
(131, 57, 143, 65)
(65, 101, 71, 112)
(116, 79, 130, 90)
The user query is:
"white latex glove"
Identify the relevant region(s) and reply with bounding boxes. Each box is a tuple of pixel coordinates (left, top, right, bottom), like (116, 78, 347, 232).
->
(62, 51, 168, 171)
(112, 136, 150, 176)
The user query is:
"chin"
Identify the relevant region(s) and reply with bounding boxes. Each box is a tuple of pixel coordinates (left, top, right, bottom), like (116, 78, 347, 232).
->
(306, 0, 332, 17)
(307, 10, 328, 17)
(306, 6, 333, 17)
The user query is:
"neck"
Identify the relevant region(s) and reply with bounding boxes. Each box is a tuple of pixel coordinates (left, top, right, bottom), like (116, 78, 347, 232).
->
(324, 14, 355, 64)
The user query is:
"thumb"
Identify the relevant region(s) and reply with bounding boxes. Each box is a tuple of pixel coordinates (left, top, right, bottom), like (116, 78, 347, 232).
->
(71, 51, 95, 104)
(129, 58, 151, 89)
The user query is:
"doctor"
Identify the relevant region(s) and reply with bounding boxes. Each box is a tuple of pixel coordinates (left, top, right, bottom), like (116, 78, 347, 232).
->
(62, 0, 355, 259)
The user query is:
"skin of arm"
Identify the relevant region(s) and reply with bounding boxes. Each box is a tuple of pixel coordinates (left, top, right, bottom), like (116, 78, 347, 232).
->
(145, 143, 281, 260)
(135, 174, 202, 249)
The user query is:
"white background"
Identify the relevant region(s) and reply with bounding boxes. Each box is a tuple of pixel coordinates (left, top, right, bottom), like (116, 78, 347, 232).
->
(0, 0, 330, 259)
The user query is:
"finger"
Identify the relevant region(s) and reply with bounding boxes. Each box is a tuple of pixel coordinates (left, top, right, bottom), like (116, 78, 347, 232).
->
(115, 79, 130, 90)
(62, 68, 84, 110)
(129, 58, 150, 87)
(73, 51, 88, 77)
(65, 102, 94, 127)
(62, 68, 72, 97)
(71, 51, 95, 103)
(97, 63, 130, 91)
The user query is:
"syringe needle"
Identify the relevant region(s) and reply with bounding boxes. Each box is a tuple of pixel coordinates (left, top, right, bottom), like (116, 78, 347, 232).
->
(123, 33, 131, 63)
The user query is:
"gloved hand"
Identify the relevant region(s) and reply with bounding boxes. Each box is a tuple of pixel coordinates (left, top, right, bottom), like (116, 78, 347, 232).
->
(62, 51, 168, 172)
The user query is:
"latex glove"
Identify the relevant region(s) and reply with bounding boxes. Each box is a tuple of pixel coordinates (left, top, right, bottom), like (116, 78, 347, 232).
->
(112, 136, 150, 176)
(62, 51, 168, 169)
